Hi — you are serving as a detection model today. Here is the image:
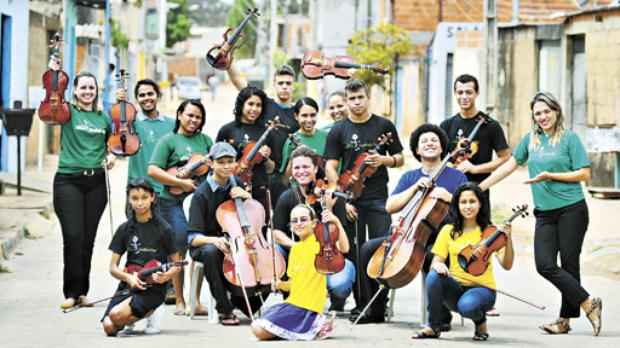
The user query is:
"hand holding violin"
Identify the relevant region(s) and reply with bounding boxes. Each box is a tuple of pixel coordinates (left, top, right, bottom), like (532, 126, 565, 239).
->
(177, 178, 197, 193)
(126, 272, 147, 290)
(105, 154, 116, 170)
(365, 151, 386, 168)
(456, 159, 479, 174)
(258, 145, 272, 160)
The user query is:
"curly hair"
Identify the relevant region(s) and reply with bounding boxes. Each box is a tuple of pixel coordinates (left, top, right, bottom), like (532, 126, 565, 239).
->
(233, 86, 267, 124)
(409, 123, 449, 162)
(447, 182, 491, 239)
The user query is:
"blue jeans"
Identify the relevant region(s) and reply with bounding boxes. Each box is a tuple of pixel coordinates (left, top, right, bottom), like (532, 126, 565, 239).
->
(158, 198, 188, 254)
(426, 270, 496, 331)
(276, 245, 356, 300)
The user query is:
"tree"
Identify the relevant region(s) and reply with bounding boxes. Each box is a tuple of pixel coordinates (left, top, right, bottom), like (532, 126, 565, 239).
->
(347, 23, 413, 89)
(226, 0, 257, 58)
(166, 0, 192, 48)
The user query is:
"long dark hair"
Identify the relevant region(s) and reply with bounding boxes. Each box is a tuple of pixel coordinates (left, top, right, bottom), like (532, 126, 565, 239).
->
(73, 72, 99, 111)
(233, 86, 267, 124)
(448, 182, 490, 239)
(174, 99, 206, 134)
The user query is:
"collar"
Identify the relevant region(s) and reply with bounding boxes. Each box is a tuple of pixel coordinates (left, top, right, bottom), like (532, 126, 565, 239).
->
(206, 173, 232, 192)
(137, 111, 167, 122)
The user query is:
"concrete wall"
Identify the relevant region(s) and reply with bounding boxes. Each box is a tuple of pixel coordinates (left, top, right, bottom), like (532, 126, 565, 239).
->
(0, 0, 30, 173)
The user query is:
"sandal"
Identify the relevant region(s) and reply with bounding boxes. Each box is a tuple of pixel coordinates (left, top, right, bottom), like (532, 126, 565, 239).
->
(539, 319, 571, 334)
(219, 313, 240, 326)
(586, 297, 602, 336)
(473, 331, 489, 341)
(412, 327, 440, 339)
(193, 304, 209, 316)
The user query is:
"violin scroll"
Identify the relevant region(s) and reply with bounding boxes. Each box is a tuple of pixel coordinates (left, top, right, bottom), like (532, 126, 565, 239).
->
(206, 8, 260, 70)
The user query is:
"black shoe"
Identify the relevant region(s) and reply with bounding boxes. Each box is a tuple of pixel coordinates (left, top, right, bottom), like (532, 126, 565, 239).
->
(328, 297, 346, 312)
(350, 307, 362, 316)
(439, 323, 452, 332)
(349, 313, 385, 324)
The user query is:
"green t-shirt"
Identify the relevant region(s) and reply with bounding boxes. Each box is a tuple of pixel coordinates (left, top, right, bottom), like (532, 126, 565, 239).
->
(513, 130, 590, 211)
(279, 129, 328, 173)
(57, 104, 112, 174)
(127, 113, 175, 194)
(149, 132, 214, 201)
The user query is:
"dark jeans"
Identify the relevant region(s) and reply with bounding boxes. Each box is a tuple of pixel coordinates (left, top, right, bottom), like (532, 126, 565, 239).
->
(159, 198, 188, 254)
(53, 170, 108, 299)
(191, 244, 262, 316)
(426, 270, 496, 332)
(534, 200, 590, 318)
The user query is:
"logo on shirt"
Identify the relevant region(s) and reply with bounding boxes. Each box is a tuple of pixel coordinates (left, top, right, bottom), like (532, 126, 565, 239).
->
(75, 119, 106, 135)
(129, 235, 141, 254)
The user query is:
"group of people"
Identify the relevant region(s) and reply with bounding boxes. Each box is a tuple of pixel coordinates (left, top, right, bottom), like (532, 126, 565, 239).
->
(50, 53, 602, 342)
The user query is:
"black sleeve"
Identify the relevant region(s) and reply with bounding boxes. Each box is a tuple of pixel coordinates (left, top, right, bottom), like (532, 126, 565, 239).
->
(188, 191, 208, 233)
(160, 220, 178, 256)
(439, 118, 451, 136)
(273, 190, 295, 232)
(324, 125, 343, 161)
(384, 120, 404, 155)
(489, 120, 509, 152)
(108, 222, 128, 255)
(216, 124, 229, 142)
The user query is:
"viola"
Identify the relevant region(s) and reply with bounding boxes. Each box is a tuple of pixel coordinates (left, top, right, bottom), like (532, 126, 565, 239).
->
(367, 120, 486, 288)
(337, 133, 393, 200)
(107, 69, 140, 156)
(313, 180, 345, 274)
(38, 32, 71, 125)
(452, 115, 487, 166)
(124, 259, 188, 284)
(301, 50, 388, 80)
(166, 153, 210, 196)
(458, 204, 528, 276)
(206, 8, 260, 70)
(217, 177, 286, 309)
(235, 117, 285, 187)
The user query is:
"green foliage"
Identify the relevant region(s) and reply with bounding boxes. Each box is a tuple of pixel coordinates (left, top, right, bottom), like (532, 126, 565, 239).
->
(166, 0, 192, 48)
(226, 0, 258, 59)
(188, 0, 231, 27)
(347, 23, 413, 89)
(110, 19, 129, 49)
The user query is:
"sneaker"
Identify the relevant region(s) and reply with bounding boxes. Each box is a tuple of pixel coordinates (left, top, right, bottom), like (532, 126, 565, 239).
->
(145, 305, 164, 335)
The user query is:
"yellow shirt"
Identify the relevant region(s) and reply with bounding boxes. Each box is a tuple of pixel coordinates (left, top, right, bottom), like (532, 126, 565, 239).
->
(285, 234, 327, 313)
(431, 224, 497, 290)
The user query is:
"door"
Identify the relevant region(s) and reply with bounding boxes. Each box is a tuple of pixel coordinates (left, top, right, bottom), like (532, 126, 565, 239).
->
(570, 35, 587, 140)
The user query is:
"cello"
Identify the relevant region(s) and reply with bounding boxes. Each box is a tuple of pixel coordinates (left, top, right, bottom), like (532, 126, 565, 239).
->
(217, 176, 286, 316)
(107, 69, 140, 156)
(206, 8, 260, 70)
(337, 133, 393, 200)
(301, 51, 388, 80)
(367, 115, 487, 288)
(38, 33, 71, 125)
(313, 180, 346, 274)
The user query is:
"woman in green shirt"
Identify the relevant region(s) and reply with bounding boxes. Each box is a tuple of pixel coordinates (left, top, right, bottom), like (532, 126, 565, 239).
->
(480, 92, 602, 336)
(148, 99, 213, 315)
(52, 67, 114, 311)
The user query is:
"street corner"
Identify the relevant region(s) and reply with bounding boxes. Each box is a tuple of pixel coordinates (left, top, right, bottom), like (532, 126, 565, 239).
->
(23, 207, 57, 240)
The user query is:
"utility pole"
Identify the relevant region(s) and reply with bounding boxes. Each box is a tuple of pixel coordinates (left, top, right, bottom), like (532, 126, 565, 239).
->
(269, 0, 278, 86)
(483, 0, 497, 114)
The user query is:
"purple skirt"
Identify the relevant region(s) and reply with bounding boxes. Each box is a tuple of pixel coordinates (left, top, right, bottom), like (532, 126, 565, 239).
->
(254, 303, 328, 340)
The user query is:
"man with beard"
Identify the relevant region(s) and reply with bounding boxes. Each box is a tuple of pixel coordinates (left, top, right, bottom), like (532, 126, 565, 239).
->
(228, 64, 299, 203)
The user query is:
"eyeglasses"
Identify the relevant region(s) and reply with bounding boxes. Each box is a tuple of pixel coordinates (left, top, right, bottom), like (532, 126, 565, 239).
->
(290, 216, 312, 225)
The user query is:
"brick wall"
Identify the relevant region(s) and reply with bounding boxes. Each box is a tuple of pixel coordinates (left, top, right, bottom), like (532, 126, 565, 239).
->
(586, 29, 620, 127)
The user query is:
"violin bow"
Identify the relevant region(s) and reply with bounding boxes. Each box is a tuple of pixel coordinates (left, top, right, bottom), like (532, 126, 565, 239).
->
(453, 275, 545, 311)
(265, 187, 280, 294)
(102, 158, 114, 238)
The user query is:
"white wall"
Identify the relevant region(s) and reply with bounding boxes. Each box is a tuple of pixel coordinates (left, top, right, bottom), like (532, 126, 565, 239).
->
(1, 0, 30, 173)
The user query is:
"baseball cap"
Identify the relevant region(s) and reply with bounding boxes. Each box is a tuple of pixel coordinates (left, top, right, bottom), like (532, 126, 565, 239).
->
(209, 142, 237, 160)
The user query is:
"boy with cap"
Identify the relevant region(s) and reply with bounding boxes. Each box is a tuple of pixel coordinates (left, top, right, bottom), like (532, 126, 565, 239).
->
(186, 142, 261, 325)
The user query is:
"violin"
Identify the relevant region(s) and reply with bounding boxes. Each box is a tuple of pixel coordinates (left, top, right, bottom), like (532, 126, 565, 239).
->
(452, 115, 487, 166)
(107, 69, 140, 156)
(38, 32, 71, 125)
(458, 204, 528, 276)
(304, 179, 352, 206)
(367, 120, 486, 288)
(235, 117, 285, 187)
(337, 133, 393, 200)
(217, 177, 286, 308)
(124, 259, 188, 284)
(313, 180, 346, 274)
(301, 50, 388, 80)
(166, 153, 210, 196)
(206, 8, 260, 70)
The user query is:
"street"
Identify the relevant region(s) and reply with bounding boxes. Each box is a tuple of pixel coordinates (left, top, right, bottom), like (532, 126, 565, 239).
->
(1, 83, 620, 348)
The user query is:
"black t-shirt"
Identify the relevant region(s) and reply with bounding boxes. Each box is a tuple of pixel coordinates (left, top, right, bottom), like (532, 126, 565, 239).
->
(108, 217, 176, 267)
(440, 111, 509, 183)
(324, 115, 404, 201)
(216, 121, 274, 189)
(187, 179, 232, 238)
(257, 97, 299, 169)
(273, 186, 347, 241)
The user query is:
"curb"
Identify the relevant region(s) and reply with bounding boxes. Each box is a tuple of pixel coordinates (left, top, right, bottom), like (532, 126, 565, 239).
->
(0, 201, 55, 262)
